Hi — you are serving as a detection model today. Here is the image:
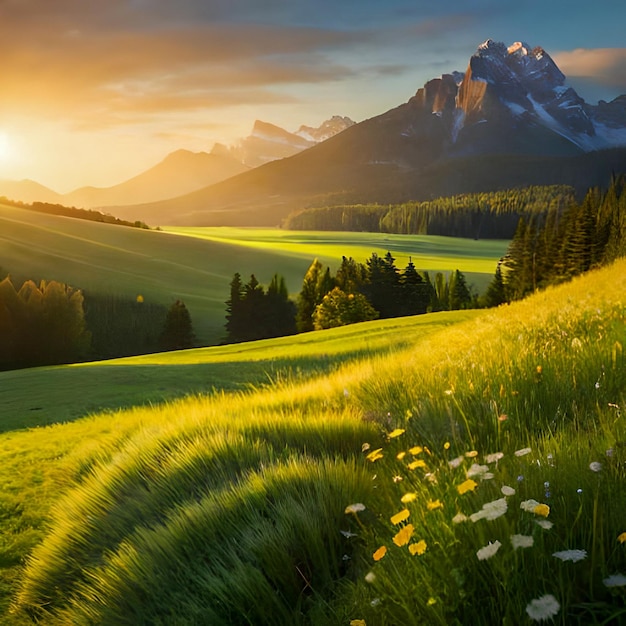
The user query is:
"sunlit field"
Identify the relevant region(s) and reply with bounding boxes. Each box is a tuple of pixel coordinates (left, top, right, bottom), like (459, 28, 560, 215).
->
(0, 203, 508, 344)
(1, 259, 625, 624)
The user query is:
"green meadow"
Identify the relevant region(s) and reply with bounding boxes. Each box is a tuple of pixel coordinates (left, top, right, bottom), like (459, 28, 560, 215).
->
(0, 203, 507, 344)
(0, 258, 625, 624)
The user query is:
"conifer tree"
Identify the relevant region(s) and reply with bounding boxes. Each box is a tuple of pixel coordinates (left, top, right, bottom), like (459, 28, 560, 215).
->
(296, 259, 323, 332)
(448, 270, 472, 310)
(160, 300, 195, 351)
(225, 272, 245, 343)
(482, 262, 508, 308)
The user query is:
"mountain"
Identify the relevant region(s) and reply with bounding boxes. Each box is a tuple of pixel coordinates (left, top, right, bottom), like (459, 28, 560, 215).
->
(0, 179, 63, 204)
(63, 149, 248, 209)
(228, 117, 355, 168)
(92, 40, 626, 227)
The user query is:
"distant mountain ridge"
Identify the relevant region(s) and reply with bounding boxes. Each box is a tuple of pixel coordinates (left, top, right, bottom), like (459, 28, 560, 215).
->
(112, 38, 626, 227)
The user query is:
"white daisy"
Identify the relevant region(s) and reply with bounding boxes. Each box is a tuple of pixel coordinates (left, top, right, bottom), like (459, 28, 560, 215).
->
(344, 503, 366, 514)
(511, 534, 534, 550)
(520, 499, 540, 512)
(501, 485, 516, 496)
(451, 512, 468, 524)
(467, 463, 494, 480)
(535, 519, 554, 530)
(515, 447, 532, 457)
(552, 549, 587, 563)
(525, 594, 560, 621)
(484, 452, 504, 464)
(476, 540, 501, 561)
(603, 573, 626, 587)
(589, 461, 602, 472)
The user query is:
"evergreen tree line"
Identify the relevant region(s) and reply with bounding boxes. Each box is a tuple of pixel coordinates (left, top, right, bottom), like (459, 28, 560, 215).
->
(496, 175, 626, 302)
(0, 274, 195, 370)
(0, 197, 151, 229)
(225, 254, 475, 343)
(283, 185, 575, 239)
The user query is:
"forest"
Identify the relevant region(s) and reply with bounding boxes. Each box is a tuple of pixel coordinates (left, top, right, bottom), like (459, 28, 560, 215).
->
(283, 185, 576, 239)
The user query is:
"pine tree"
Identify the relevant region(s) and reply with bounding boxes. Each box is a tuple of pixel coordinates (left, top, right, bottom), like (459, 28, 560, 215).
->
(400, 258, 429, 315)
(264, 274, 297, 338)
(296, 259, 323, 332)
(160, 300, 195, 351)
(482, 262, 508, 308)
(225, 272, 245, 343)
(448, 270, 472, 310)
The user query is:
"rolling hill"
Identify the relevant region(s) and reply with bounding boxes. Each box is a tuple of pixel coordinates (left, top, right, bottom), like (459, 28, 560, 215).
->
(0, 203, 506, 345)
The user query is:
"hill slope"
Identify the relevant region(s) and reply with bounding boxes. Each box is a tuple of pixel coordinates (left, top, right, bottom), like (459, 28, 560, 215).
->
(1, 258, 625, 624)
(0, 204, 505, 344)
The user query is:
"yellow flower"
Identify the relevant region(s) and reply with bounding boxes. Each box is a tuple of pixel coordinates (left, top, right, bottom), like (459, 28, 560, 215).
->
(618, 532, 626, 544)
(407, 459, 427, 470)
(533, 503, 550, 517)
(465, 450, 478, 458)
(427, 499, 443, 511)
(409, 539, 427, 556)
(350, 620, 366, 626)
(388, 428, 405, 438)
(136, 294, 144, 303)
(427, 597, 437, 606)
(457, 479, 478, 495)
(390, 508, 410, 525)
(373, 546, 387, 561)
(396, 451, 406, 460)
(444, 441, 451, 450)
(401, 492, 417, 503)
(366, 448, 384, 462)
(409, 446, 423, 455)
(392, 523, 414, 547)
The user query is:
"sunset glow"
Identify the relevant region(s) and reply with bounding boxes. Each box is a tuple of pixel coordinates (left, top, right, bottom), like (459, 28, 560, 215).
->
(1, 1, 625, 191)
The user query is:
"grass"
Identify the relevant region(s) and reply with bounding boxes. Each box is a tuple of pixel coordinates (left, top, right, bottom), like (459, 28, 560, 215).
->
(1, 258, 625, 624)
(0, 202, 507, 343)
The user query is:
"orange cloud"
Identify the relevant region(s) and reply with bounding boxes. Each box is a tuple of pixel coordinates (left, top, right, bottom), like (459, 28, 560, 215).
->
(553, 48, 626, 88)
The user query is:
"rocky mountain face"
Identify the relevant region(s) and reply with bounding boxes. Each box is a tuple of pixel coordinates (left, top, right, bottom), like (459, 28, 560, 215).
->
(411, 39, 626, 156)
(228, 117, 355, 167)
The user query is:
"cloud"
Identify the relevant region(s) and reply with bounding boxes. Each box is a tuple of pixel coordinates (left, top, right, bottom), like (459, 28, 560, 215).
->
(553, 48, 626, 90)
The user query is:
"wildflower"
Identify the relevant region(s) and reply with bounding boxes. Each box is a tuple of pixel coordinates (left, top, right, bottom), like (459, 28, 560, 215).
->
(511, 534, 534, 550)
(449, 456, 464, 469)
(393, 524, 414, 547)
(401, 492, 417, 503)
(618, 532, 626, 544)
(396, 451, 406, 460)
(534, 503, 550, 517)
(427, 597, 437, 606)
(536, 365, 543, 374)
(427, 499, 443, 511)
(498, 413, 508, 422)
(470, 497, 507, 522)
(452, 512, 468, 524)
(362, 443, 371, 452)
(515, 447, 532, 457)
(392, 475, 403, 483)
(366, 448, 384, 462)
(390, 509, 410, 525)
(457, 479, 478, 495)
(424, 472, 438, 484)
(476, 540, 501, 561)
(345, 503, 366, 514)
(485, 452, 504, 464)
(444, 389, 453, 396)
(571, 337, 582, 349)
(535, 519, 553, 530)
(409, 446, 423, 455)
(136, 294, 144, 303)
(603, 574, 626, 587)
(465, 450, 479, 458)
(370, 598, 380, 607)
(576, 488, 583, 494)
(589, 461, 602, 472)
(364, 571, 376, 584)
(525, 594, 560, 621)
(444, 441, 451, 450)
(552, 549, 587, 563)
(517, 475, 524, 482)
(408, 459, 427, 470)
(501, 485, 516, 496)
(467, 463, 494, 480)
(373, 546, 387, 561)
(340, 530, 358, 538)
(388, 428, 405, 439)
(520, 499, 540, 512)
(350, 620, 366, 626)
(409, 539, 427, 555)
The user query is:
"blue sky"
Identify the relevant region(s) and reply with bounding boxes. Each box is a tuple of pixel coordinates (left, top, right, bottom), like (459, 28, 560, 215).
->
(1, 0, 625, 189)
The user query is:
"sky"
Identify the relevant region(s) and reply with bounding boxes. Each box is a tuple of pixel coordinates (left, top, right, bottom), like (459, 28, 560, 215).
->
(1, 0, 626, 192)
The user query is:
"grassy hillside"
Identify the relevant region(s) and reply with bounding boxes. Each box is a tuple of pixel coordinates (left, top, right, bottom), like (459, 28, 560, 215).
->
(1, 259, 625, 624)
(0, 203, 507, 344)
